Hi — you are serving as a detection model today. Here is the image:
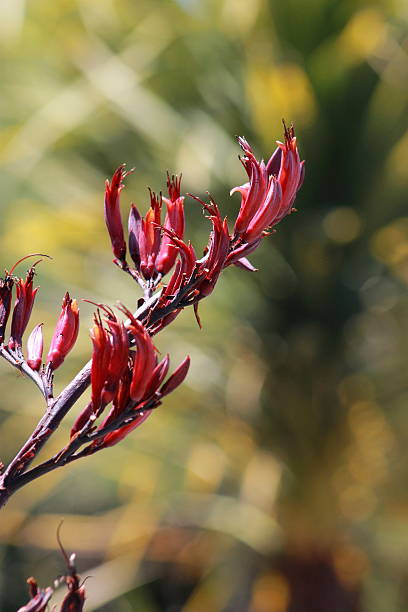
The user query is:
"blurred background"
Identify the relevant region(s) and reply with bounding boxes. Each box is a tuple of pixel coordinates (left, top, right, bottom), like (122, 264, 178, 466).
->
(0, 0, 407, 610)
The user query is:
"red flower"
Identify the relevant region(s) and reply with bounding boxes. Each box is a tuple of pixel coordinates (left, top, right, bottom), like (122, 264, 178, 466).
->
(192, 197, 230, 298)
(97, 352, 190, 449)
(78, 308, 191, 449)
(160, 355, 190, 396)
(147, 232, 197, 334)
(130, 191, 163, 280)
(128, 175, 185, 281)
(46, 293, 79, 370)
(228, 124, 304, 264)
(9, 268, 39, 350)
(128, 318, 157, 403)
(105, 165, 130, 265)
(155, 174, 185, 275)
(0, 274, 13, 343)
(89, 309, 128, 413)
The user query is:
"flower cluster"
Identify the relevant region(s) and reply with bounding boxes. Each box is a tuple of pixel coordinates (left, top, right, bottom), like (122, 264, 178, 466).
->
(103, 126, 303, 309)
(128, 174, 185, 282)
(227, 123, 305, 267)
(114, 124, 305, 333)
(105, 167, 185, 290)
(1, 124, 304, 611)
(71, 306, 190, 449)
(0, 256, 79, 375)
(69, 124, 304, 443)
(0, 125, 303, 505)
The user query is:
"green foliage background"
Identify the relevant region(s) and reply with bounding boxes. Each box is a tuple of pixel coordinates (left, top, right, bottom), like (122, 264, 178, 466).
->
(0, 0, 407, 610)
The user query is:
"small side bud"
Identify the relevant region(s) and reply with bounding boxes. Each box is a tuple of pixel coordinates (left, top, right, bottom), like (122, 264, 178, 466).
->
(26, 323, 44, 371)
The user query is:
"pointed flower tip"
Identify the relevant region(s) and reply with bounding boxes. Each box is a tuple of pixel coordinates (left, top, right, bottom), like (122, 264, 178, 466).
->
(105, 167, 128, 263)
(236, 136, 253, 154)
(110, 163, 129, 188)
(160, 355, 190, 397)
(46, 292, 80, 370)
(166, 172, 182, 201)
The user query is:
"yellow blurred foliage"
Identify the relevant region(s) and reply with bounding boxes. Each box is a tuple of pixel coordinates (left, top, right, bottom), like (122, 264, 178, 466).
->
(247, 63, 316, 145)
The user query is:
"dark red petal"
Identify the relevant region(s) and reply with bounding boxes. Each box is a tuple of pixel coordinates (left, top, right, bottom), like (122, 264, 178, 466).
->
(128, 204, 142, 270)
(143, 355, 170, 398)
(160, 356, 190, 397)
(265, 145, 282, 177)
(0, 275, 13, 343)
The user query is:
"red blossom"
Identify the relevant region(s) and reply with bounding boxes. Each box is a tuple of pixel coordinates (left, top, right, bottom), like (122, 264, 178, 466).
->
(0, 274, 13, 343)
(83, 310, 190, 449)
(87, 309, 129, 416)
(192, 197, 230, 298)
(228, 124, 304, 266)
(160, 355, 190, 396)
(128, 318, 157, 403)
(155, 174, 185, 275)
(96, 353, 190, 449)
(105, 165, 130, 265)
(128, 175, 185, 281)
(9, 268, 39, 350)
(136, 191, 163, 280)
(46, 293, 79, 370)
(71, 309, 130, 436)
(147, 235, 196, 335)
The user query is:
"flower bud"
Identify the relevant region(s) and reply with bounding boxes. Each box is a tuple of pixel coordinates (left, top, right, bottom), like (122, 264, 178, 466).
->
(155, 174, 185, 275)
(160, 356, 190, 396)
(0, 275, 13, 343)
(9, 268, 38, 350)
(26, 323, 43, 371)
(105, 165, 129, 264)
(46, 293, 79, 370)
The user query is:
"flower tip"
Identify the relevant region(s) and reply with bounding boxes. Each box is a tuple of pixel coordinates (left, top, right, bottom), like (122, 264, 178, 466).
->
(236, 135, 252, 153)
(160, 355, 190, 397)
(71, 298, 79, 314)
